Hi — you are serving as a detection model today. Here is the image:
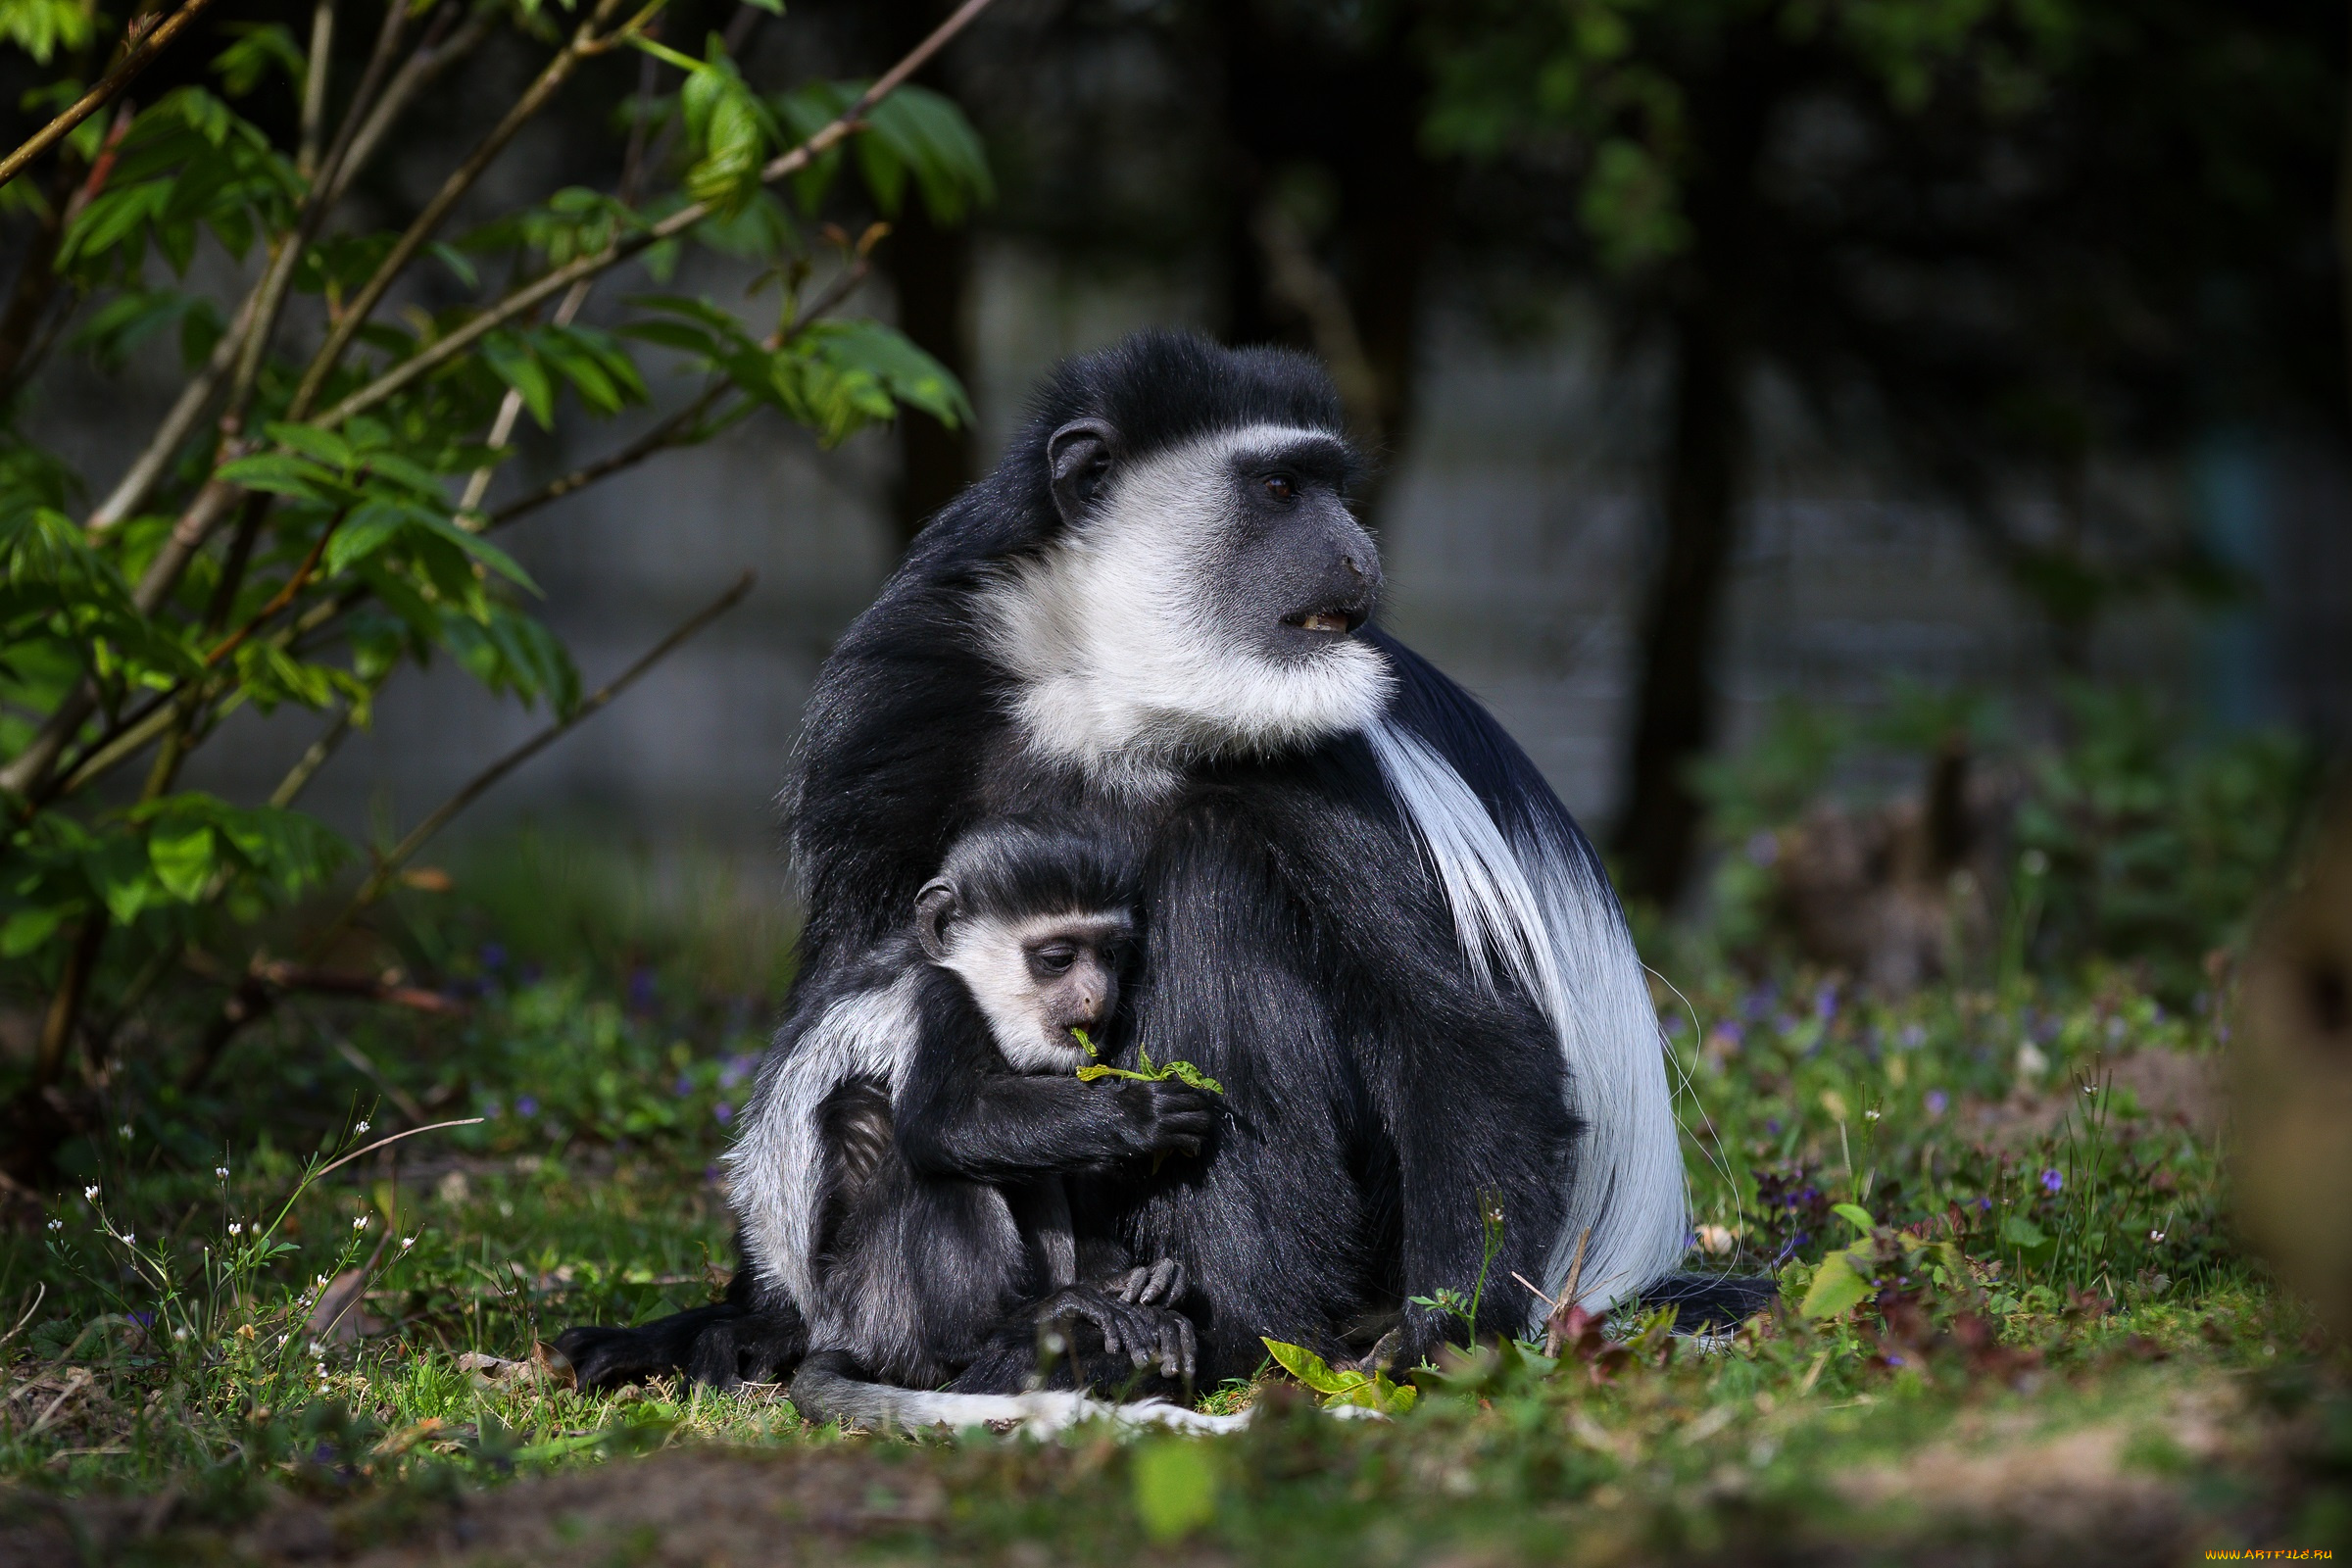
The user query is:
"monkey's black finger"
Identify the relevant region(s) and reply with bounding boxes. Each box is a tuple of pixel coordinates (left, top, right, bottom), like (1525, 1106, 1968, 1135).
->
(1179, 1316, 1198, 1381)
(1147, 1257, 1183, 1304)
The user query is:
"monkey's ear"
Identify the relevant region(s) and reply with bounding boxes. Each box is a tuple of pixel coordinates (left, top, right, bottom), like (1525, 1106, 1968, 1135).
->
(1047, 418, 1116, 524)
(914, 879, 957, 961)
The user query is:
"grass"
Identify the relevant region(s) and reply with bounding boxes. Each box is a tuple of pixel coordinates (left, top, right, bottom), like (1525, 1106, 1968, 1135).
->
(1, 859, 2348, 1564)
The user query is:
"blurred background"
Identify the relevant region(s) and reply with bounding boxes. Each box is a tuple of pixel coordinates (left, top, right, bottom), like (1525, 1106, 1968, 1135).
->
(28, 0, 2346, 939)
(9, 7, 2352, 1509)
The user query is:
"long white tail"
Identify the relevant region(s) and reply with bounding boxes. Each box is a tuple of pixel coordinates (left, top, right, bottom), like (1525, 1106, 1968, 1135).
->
(790, 1359, 1251, 1436)
(1366, 719, 1688, 1322)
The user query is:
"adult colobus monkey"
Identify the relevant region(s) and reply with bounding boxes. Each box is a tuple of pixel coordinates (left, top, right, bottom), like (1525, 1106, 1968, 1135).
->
(570, 330, 1710, 1389)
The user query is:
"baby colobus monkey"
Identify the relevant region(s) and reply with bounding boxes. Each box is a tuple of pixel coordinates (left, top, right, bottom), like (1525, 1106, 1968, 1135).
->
(786, 820, 1219, 1431)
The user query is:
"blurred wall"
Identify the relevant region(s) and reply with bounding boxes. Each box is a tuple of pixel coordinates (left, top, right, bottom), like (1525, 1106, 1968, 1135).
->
(38, 241, 2348, 884)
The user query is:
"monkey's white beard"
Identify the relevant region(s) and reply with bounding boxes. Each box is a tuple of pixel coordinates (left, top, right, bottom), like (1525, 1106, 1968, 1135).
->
(982, 425, 1395, 792)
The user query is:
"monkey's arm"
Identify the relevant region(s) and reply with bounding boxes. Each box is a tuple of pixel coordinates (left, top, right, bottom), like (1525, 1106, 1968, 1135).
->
(897, 1069, 1214, 1181)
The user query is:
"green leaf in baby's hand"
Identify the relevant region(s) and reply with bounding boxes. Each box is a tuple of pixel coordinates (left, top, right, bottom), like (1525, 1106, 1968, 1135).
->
(1068, 1032, 1224, 1096)
(1156, 1059, 1225, 1096)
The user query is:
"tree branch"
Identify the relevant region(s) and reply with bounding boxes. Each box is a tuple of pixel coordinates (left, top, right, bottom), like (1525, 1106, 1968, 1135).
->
(0, 0, 226, 191)
(179, 571, 755, 1087)
(334, 566, 756, 922)
(286, 0, 635, 419)
(307, 0, 1001, 432)
(485, 257, 871, 528)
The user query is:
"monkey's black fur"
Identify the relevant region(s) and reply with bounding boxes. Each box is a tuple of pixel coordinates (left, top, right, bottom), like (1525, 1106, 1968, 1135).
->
(562, 331, 1753, 1397)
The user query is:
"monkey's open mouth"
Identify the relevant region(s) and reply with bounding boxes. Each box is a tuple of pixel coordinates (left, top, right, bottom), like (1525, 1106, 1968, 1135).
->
(1285, 610, 1360, 636)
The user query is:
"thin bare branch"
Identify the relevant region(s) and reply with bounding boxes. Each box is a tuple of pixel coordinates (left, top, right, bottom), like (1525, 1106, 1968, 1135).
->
(0, 0, 227, 191)
(323, 567, 756, 939)
(270, 701, 360, 808)
(86, 287, 257, 533)
(298, 0, 335, 179)
(330, 6, 497, 207)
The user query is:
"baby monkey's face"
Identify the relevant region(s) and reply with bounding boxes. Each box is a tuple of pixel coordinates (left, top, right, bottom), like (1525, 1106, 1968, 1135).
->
(1022, 920, 1127, 1036)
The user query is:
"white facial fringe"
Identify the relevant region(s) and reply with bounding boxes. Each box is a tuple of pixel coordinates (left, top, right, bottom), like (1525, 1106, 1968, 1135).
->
(982, 424, 1394, 791)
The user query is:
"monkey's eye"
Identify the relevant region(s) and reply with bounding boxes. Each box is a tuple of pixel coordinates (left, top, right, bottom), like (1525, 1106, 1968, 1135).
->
(1027, 944, 1079, 980)
(1262, 473, 1296, 502)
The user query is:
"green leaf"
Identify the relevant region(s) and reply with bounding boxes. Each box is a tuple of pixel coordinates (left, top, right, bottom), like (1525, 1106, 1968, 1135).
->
(1832, 1202, 1877, 1234)
(0, 905, 66, 957)
(1799, 1249, 1874, 1319)
(2001, 1215, 2049, 1250)
(147, 821, 218, 901)
(1131, 1439, 1218, 1544)
(212, 23, 305, 99)
(264, 420, 355, 470)
(1159, 1059, 1225, 1096)
(0, 0, 96, 64)
(217, 452, 332, 498)
(1259, 1338, 1350, 1396)
(483, 335, 556, 430)
(323, 501, 410, 576)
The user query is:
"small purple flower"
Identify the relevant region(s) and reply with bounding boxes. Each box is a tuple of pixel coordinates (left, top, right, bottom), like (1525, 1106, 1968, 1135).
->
(713, 1102, 734, 1124)
(1815, 985, 1838, 1023)
(1925, 1090, 1949, 1117)
(1978, 1197, 1993, 1212)
(2040, 1168, 2063, 1196)
(1899, 1023, 1926, 1050)
(129, 1310, 153, 1329)
(1885, 1352, 1905, 1367)
(516, 1095, 539, 1119)
(629, 967, 658, 1012)
(482, 1099, 503, 1119)
(479, 943, 507, 971)
(1765, 1117, 1782, 1137)
(719, 1053, 755, 1089)
(673, 1074, 694, 1097)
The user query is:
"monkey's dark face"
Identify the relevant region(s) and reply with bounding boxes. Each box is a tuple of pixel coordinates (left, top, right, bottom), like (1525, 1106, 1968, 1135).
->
(1214, 431, 1383, 666)
(984, 418, 1395, 787)
(1022, 929, 1121, 1036)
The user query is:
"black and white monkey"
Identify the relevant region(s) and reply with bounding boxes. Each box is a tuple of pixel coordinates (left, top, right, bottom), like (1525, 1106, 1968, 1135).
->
(561, 820, 1219, 1415)
(785, 818, 1232, 1431)
(564, 330, 1763, 1396)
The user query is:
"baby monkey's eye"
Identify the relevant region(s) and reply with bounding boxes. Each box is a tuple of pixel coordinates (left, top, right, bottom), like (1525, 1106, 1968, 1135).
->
(1263, 473, 1296, 501)
(1026, 943, 1079, 980)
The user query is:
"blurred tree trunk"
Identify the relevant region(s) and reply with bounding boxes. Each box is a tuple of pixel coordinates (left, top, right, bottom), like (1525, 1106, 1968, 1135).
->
(854, 0, 980, 550)
(1210, 0, 1436, 494)
(1612, 51, 1772, 906)
(883, 196, 977, 547)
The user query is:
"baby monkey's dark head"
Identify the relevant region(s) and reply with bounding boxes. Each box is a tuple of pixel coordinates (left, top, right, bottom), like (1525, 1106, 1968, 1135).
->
(915, 821, 1140, 1073)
